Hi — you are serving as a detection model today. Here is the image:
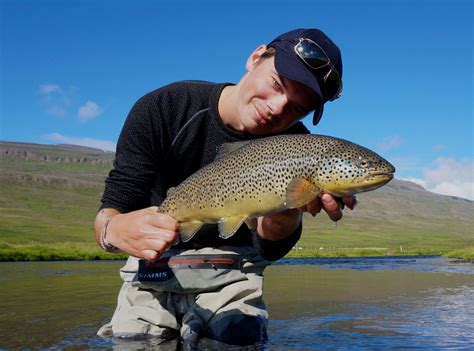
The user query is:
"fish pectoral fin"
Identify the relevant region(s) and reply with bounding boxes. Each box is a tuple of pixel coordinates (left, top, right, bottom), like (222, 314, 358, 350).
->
(285, 177, 322, 208)
(178, 221, 204, 242)
(218, 216, 247, 239)
(244, 218, 258, 232)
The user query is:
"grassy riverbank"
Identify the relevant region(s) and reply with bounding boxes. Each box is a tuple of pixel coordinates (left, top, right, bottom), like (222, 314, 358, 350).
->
(444, 247, 474, 261)
(0, 242, 472, 262)
(285, 247, 474, 261)
(0, 242, 127, 261)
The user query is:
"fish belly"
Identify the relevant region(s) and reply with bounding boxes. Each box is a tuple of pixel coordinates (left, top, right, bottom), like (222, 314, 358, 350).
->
(166, 186, 286, 224)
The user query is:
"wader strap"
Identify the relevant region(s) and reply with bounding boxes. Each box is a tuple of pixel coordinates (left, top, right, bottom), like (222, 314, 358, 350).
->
(138, 254, 242, 283)
(122, 247, 269, 292)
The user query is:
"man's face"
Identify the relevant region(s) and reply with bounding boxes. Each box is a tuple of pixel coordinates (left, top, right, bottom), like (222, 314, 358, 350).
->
(235, 55, 317, 135)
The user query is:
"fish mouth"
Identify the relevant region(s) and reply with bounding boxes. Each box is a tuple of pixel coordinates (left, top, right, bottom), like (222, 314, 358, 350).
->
(365, 171, 394, 183)
(326, 171, 395, 197)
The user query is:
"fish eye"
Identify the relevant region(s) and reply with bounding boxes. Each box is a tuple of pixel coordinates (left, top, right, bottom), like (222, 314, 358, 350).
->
(353, 156, 369, 168)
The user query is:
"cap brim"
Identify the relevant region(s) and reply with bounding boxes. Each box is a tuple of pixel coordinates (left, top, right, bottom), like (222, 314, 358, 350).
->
(312, 103, 323, 125)
(273, 45, 324, 126)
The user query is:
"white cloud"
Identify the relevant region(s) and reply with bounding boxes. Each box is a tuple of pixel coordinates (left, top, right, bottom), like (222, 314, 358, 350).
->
(404, 157, 474, 200)
(44, 133, 116, 152)
(431, 181, 473, 200)
(377, 135, 403, 152)
(77, 101, 103, 122)
(39, 83, 102, 122)
(38, 83, 74, 117)
(39, 84, 60, 94)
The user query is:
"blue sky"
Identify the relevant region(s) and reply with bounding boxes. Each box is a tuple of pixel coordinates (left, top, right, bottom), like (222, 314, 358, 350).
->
(1, 0, 473, 200)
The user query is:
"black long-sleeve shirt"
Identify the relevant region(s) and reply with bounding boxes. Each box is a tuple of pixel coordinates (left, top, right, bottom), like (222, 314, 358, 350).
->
(101, 81, 310, 260)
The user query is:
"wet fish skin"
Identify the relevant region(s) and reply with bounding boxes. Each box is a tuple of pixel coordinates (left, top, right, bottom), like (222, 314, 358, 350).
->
(158, 134, 395, 242)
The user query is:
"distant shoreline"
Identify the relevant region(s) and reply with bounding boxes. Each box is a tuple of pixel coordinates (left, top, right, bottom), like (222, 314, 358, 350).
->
(1, 245, 472, 262)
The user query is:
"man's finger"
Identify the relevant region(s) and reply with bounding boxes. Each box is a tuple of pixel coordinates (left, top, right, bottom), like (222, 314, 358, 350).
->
(306, 198, 322, 216)
(343, 195, 358, 210)
(146, 213, 179, 231)
(141, 249, 162, 261)
(321, 194, 343, 221)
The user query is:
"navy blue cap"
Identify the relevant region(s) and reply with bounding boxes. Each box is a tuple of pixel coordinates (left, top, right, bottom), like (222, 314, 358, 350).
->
(268, 28, 343, 125)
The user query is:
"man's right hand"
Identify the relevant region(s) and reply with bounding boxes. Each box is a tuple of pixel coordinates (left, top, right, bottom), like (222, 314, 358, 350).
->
(95, 207, 179, 261)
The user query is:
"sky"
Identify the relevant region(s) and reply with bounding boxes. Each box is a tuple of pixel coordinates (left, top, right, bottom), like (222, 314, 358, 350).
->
(1, 0, 473, 200)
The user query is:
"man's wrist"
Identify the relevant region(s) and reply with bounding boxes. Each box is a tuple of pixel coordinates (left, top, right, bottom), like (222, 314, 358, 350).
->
(99, 217, 120, 252)
(257, 209, 302, 241)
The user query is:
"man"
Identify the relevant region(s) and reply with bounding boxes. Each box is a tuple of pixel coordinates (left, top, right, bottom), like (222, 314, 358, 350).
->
(96, 28, 356, 345)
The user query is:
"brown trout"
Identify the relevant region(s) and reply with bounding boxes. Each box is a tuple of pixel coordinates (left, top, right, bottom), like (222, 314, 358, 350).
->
(158, 134, 395, 242)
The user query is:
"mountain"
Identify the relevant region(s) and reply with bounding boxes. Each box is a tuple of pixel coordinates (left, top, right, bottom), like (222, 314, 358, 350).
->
(0, 141, 114, 188)
(1, 141, 114, 164)
(1, 141, 473, 259)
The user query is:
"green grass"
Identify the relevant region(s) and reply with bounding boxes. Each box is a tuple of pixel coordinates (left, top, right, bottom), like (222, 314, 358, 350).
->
(0, 242, 128, 261)
(0, 180, 101, 244)
(1, 157, 110, 260)
(285, 247, 445, 258)
(445, 247, 474, 261)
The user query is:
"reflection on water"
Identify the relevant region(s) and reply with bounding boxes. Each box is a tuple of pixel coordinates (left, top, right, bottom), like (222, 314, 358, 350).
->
(265, 257, 474, 350)
(1, 257, 473, 350)
(276, 255, 474, 274)
(269, 285, 474, 350)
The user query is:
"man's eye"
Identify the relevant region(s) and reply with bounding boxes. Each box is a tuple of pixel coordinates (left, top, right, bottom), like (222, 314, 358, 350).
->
(292, 105, 308, 117)
(272, 78, 282, 91)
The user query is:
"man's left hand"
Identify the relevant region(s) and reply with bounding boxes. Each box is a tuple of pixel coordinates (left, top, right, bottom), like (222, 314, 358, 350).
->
(299, 194, 357, 221)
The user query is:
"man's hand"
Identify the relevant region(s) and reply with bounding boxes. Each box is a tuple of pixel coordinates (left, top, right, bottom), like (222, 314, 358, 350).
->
(299, 194, 357, 221)
(256, 194, 357, 241)
(95, 207, 179, 261)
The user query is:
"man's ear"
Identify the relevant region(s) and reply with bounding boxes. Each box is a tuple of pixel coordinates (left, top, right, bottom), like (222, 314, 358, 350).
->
(245, 45, 267, 72)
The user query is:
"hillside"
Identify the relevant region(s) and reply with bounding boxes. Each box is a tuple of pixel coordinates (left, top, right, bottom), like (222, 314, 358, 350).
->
(1, 141, 473, 260)
(301, 178, 473, 252)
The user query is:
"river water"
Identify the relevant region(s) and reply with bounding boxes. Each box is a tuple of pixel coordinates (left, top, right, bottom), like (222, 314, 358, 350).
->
(1, 256, 473, 350)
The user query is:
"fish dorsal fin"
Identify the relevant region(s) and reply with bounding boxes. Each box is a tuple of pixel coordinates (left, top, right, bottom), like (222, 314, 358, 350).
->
(166, 186, 177, 198)
(285, 177, 322, 208)
(218, 216, 247, 239)
(179, 221, 204, 242)
(215, 140, 252, 161)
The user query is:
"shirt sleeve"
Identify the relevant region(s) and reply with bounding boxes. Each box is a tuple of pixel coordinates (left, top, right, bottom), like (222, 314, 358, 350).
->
(252, 222, 302, 261)
(100, 93, 166, 213)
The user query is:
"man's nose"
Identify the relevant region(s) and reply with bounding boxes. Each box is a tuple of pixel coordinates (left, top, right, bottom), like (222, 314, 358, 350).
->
(267, 94, 288, 116)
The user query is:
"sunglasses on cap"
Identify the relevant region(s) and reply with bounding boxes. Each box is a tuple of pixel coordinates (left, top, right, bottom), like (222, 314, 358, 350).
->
(293, 38, 343, 102)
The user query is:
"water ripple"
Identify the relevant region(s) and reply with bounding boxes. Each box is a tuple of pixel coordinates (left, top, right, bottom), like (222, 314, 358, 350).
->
(275, 256, 474, 274)
(268, 285, 474, 350)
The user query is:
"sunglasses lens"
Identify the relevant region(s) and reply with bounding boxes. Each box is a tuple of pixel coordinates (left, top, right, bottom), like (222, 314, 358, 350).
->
(295, 40, 329, 69)
(294, 38, 343, 101)
(325, 70, 343, 101)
